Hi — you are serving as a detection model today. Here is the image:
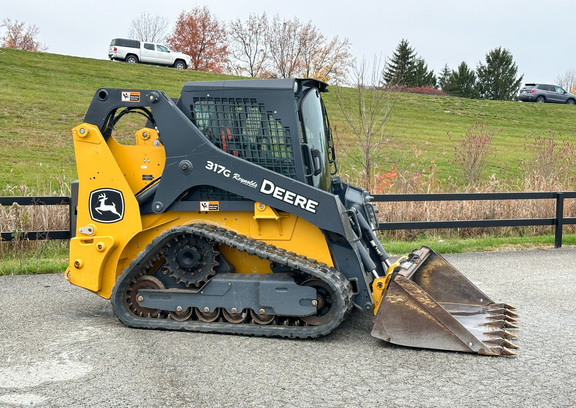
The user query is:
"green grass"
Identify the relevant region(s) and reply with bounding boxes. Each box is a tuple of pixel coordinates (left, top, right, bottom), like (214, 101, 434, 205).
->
(382, 233, 576, 256)
(0, 241, 68, 275)
(2, 48, 576, 189)
(328, 86, 576, 184)
(0, 48, 236, 190)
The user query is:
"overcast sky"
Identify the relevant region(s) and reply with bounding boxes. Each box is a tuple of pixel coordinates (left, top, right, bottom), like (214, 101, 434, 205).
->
(3, 0, 575, 85)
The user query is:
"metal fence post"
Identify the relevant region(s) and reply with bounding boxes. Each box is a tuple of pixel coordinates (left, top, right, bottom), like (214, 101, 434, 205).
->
(555, 192, 565, 248)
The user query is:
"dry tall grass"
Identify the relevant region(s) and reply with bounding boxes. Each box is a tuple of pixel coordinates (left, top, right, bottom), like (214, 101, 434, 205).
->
(0, 181, 70, 258)
(347, 131, 576, 241)
(372, 172, 576, 241)
(1, 130, 575, 249)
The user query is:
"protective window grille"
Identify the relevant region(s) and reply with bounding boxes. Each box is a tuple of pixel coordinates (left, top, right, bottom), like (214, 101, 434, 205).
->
(191, 97, 296, 179)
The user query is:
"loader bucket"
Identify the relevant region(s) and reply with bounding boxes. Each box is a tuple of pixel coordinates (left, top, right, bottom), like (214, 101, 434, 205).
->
(372, 247, 519, 356)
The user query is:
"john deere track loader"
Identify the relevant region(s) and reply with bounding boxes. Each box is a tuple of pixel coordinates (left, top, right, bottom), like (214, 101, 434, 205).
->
(66, 79, 519, 355)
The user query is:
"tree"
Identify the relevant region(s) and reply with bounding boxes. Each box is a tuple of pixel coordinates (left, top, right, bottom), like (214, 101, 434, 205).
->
(382, 39, 435, 87)
(440, 62, 478, 98)
(382, 39, 417, 85)
(336, 58, 394, 191)
(166, 7, 229, 73)
(298, 31, 353, 84)
(1, 19, 47, 51)
(438, 64, 453, 90)
(555, 69, 576, 92)
(412, 58, 436, 87)
(128, 12, 169, 43)
(475, 47, 523, 100)
(266, 15, 305, 78)
(228, 13, 269, 78)
(263, 15, 353, 83)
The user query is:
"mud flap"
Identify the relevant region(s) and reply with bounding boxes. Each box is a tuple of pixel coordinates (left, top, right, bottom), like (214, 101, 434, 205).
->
(371, 247, 519, 356)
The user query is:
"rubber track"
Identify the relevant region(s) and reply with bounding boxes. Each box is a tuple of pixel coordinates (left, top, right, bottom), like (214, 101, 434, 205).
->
(111, 223, 354, 339)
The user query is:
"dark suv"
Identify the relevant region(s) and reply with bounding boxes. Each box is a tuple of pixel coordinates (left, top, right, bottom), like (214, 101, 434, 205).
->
(518, 83, 576, 104)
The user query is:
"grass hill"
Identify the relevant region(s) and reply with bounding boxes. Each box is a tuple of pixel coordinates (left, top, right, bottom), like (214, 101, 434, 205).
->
(1, 47, 576, 193)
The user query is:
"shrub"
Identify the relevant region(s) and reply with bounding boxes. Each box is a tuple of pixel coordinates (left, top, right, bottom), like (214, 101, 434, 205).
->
(449, 122, 498, 185)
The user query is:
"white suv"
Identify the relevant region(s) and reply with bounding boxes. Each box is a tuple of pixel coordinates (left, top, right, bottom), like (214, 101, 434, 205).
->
(108, 38, 192, 70)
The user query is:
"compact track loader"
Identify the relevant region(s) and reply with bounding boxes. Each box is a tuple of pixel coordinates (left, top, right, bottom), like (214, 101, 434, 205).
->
(66, 79, 519, 355)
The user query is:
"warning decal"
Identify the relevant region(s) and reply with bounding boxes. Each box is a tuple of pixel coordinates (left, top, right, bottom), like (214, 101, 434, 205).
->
(121, 91, 140, 102)
(200, 201, 219, 211)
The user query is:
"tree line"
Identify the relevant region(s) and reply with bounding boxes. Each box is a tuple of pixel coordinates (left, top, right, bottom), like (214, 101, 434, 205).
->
(4, 10, 566, 100)
(382, 39, 523, 101)
(128, 10, 527, 99)
(128, 8, 354, 85)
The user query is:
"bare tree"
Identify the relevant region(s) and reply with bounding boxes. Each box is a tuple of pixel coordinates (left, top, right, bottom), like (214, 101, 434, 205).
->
(1, 19, 47, 51)
(263, 15, 353, 83)
(228, 13, 269, 78)
(266, 15, 304, 78)
(555, 69, 576, 93)
(299, 31, 354, 85)
(128, 12, 169, 43)
(335, 58, 394, 191)
(296, 21, 322, 78)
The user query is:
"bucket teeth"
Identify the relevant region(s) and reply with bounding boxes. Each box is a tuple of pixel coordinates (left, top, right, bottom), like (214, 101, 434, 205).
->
(484, 338, 520, 349)
(489, 308, 520, 320)
(487, 313, 519, 323)
(484, 319, 520, 330)
(493, 303, 518, 312)
(486, 329, 518, 339)
(503, 339, 520, 349)
(504, 321, 520, 329)
(500, 347, 519, 356)
(479, 345, 518, 356)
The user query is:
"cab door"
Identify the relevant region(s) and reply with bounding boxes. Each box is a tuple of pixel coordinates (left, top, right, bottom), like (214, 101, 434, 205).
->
(553, 86, 569, 103)
(300, 89, 331, 191)
(155, 44, 172, 65)
(141, 43, 157, 63)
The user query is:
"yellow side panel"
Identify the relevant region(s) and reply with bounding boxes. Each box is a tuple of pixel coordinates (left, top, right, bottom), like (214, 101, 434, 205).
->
(67, 236, 117, 292)
(107, 128, 165, 194)
(68, 124, 145, 297)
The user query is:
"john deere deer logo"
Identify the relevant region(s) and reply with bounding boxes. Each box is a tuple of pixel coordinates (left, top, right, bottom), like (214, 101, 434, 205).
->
(89, 189, 124, 223)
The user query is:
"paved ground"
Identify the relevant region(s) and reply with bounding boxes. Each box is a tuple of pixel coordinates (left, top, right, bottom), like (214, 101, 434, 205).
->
(0, 248, 575, 407)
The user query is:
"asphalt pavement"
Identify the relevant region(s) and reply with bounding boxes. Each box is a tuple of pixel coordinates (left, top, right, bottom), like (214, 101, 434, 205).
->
(1, 248, 575, 407)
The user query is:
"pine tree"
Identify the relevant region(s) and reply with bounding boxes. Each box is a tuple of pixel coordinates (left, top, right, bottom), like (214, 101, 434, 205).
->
(382, 39, 417, 85)
(441, 62, 478, 98)
(383, 39, 435, 87)
(452, 62, 478, 99)
(476, 47, 523, 100)
(438, 64, 453, 91)
(412, 58, 436, 87)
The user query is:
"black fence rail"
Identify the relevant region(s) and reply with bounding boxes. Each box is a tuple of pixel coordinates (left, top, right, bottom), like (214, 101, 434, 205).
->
(373, 191, 576, 248)
(0, 196, 71, 242)
(1, 192, 575, 247)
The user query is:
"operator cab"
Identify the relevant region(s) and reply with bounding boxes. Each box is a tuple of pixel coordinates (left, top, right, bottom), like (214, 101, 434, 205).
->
(177, 78, 337, 192)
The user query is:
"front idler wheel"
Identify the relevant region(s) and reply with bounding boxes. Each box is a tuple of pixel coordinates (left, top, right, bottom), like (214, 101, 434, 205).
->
(300, 279, 337, 326)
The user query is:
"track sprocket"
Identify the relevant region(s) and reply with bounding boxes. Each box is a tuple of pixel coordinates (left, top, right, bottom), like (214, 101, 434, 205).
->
(165, 233, 219, 287)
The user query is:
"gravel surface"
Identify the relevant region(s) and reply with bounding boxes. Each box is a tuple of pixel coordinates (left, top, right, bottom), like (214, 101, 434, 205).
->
(0, 248, 575, 407)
